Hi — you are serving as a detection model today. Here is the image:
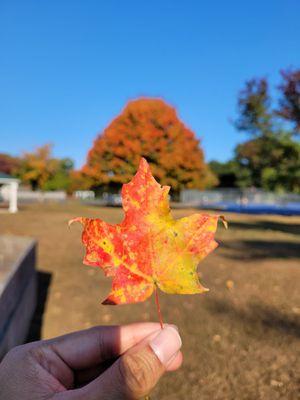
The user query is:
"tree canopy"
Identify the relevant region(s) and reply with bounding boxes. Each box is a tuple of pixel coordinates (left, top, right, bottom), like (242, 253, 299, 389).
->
(83, 98, 215, 193)
(15, 144, 74, 191)
(0, 153, 20, 176)
(212, 69, 300, 194)
(235, 133, 300, 192)
(277, 68, 300, 133)
(235, 78, 273, 137)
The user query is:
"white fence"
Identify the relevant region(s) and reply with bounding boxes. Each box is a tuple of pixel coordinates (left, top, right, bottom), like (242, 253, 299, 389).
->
(180, 188, 300, 206)
(74, 190, 95, 200)
(0, 186, 67, 203)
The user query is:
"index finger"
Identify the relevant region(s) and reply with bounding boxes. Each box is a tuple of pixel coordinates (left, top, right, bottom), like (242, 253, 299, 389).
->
(47, 322, 161, 370)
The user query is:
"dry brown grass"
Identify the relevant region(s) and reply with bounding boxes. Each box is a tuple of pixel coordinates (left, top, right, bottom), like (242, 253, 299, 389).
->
(0, 202, 299, 399)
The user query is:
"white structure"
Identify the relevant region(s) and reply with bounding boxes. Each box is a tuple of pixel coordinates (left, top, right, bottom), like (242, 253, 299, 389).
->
(74, 190, 95, 200)
(0, 173, 19, 213)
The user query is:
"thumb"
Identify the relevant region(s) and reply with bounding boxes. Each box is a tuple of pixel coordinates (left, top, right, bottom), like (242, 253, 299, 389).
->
(79, 325, 182, 400)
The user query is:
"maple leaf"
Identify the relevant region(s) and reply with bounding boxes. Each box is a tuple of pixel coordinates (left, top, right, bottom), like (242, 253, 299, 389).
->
(70, 158, 226, 306)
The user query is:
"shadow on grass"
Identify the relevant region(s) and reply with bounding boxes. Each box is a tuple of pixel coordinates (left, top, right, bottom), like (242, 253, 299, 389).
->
(205, 297, 300, 339)
(26, 271, 52, 342)
(222, 240, 300, 260)
(229, 220, 300, 236)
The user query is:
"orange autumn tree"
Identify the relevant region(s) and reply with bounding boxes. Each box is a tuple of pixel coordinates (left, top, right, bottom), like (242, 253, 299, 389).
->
(83, 98, 216, 194)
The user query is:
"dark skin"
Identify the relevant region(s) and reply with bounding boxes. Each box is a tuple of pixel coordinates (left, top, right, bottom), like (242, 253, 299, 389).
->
(0, 323, 182, 400)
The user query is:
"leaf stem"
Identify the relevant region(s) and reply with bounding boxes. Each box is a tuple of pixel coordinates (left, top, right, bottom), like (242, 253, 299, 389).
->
(154, 286, 164, 329)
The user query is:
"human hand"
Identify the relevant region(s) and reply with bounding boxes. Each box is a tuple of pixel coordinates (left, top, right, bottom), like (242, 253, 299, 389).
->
(0, 323, 182, 399)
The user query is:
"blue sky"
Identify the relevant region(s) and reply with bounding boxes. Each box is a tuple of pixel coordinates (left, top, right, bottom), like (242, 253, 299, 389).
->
(1, 0, 299, 167)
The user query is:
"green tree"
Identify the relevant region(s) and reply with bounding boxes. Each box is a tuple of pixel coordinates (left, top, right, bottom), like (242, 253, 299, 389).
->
(235, 133, 300, 193)
(208, 160, 239, 188)
(235, 78, 273, 137)
(232, 75, 300, 193)
(43, 158, 74, 191)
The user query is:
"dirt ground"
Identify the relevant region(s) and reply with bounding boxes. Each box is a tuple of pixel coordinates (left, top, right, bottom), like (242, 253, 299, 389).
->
(0, 202, 299, 399)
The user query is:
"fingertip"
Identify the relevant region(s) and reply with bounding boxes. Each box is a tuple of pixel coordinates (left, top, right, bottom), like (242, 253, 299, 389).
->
(149, 326, 182, 367)
(166, 351, 183, 371)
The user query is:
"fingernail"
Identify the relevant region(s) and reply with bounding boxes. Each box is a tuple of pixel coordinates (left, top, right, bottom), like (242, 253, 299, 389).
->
(164, 323, 179, 332)
(149, 326, 182, 366)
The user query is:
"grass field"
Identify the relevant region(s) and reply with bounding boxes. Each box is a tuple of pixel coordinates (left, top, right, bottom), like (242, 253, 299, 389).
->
(1, 202, 299, 399)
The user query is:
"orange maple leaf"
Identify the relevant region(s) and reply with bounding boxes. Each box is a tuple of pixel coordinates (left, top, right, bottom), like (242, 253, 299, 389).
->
(70, 158, 226, 306)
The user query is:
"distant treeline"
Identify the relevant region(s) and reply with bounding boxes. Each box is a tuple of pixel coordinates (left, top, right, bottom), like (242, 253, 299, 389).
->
(0, 145, 75, 193)
(1, 68, 299, 194)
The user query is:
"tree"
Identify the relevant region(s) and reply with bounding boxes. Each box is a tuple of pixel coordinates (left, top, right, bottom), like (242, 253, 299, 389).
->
(0, 153, 20, 175)
(232, 74, 300, 193)
(42, 158, 74, 191)
(235, 78, 273, 137)
(68, 170, 94, 194)
(234, 133, 300, 193)
(208, 160, 238, 188)
(16, 144, 74, 191)
(277, 68, 300, 134)
(83, 98, 215, 194)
